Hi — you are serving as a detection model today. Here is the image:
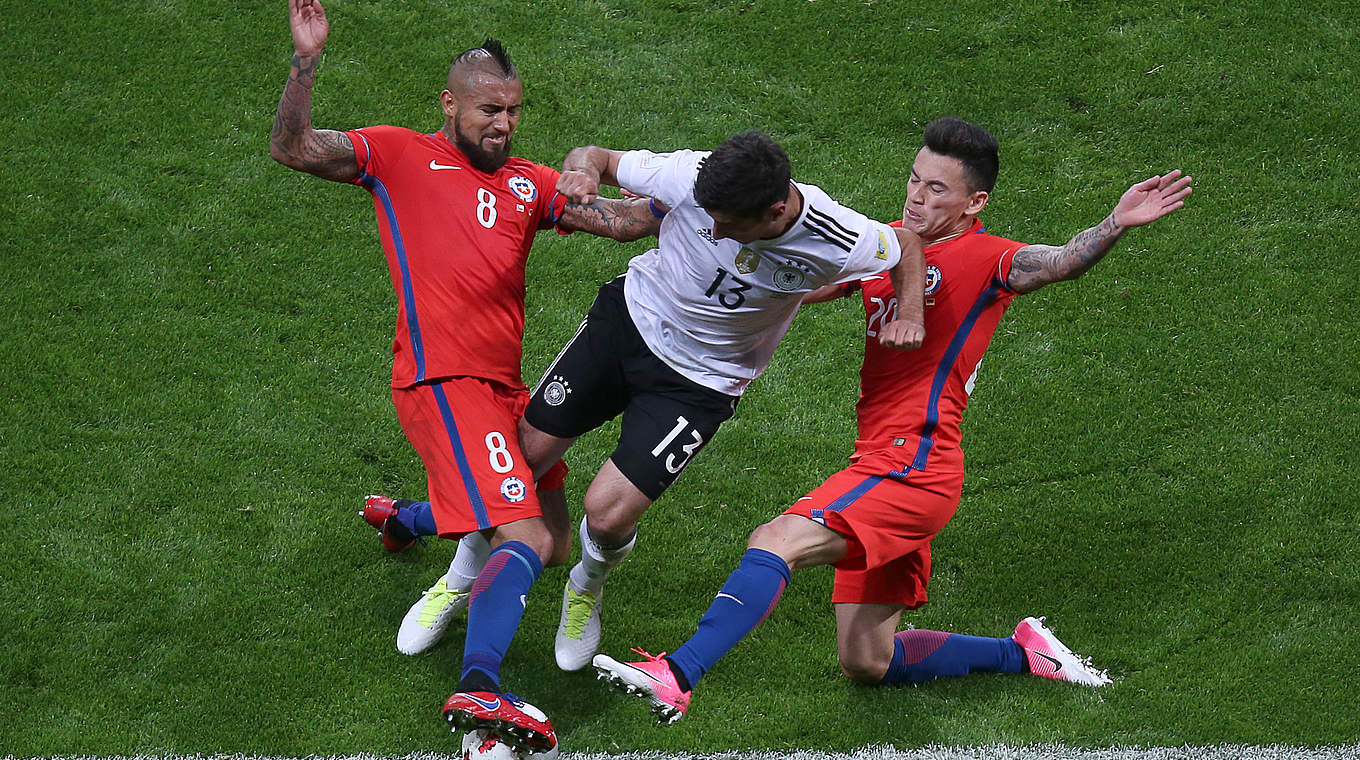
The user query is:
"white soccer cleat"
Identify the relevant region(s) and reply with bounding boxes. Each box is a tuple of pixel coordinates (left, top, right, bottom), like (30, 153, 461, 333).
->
(1013, 616, 1112, 687)
(554, 583, 603, 671)
(397, 573, 469, 655)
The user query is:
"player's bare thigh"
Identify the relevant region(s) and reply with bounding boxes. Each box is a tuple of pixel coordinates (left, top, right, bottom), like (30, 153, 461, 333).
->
(747, 514, 850, 570)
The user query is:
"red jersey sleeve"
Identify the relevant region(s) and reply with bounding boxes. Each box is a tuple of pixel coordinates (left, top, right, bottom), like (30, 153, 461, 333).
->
(530, 164, 572, 233)
(345, 125, 414, 184)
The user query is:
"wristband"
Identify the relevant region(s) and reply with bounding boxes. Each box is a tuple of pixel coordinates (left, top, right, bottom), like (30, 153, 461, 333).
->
(648, 198, 667, 219)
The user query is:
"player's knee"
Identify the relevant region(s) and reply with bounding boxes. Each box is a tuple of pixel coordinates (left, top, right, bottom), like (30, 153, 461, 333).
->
(747, 519, 785, 551)
(581, 493, 647, 547)
(838, 649, 890, 684)
(495, 520, 555, 565)
(581, 509, 634, 547)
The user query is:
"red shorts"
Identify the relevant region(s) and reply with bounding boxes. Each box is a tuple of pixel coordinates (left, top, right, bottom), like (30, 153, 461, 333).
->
(393, 377, 566, 537)
(783, 449, 962, 608)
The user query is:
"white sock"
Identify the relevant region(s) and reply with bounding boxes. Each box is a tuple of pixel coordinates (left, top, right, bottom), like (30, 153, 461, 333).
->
(448, 531, 491, 590)
(568, 516, 636, 595)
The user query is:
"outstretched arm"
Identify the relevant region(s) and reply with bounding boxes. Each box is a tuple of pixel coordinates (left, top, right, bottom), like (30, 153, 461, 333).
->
(556, 196, 662, 241)
(269, 0, 359, 183)
(875, 227, 927, 350)
(557, 146, 626, 205)
(1007, 170, 1193, 294)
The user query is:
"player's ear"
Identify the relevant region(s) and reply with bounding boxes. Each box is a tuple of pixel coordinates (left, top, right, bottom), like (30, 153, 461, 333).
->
(439, 89, 457, 118)
(966, 190, 989, 216)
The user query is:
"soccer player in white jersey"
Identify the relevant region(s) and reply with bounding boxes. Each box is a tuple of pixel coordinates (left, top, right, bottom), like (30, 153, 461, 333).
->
(404, 132, 927, 666)
(507, 130, 929, 670)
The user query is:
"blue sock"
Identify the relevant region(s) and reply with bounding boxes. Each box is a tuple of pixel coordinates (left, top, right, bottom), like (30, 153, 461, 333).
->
(880, 629, 1026, 685)
(667, 548, 791, 691)
(460, 540, 542, 689)
(393, 500, 438, 537)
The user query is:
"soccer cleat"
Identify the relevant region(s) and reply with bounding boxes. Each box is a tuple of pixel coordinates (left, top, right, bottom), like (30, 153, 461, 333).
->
(554, 583, 603, 671)
(361, 494, 417, 552)
(1013, 616, 1112, 687)
(443, 691, 557, 754)
(592, 648, 691, 724)
(396, 573, 469, 655)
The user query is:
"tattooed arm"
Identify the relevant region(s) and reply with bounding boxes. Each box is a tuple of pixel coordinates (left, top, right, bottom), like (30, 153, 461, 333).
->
(269, 0, 359, 183)
(1007, 170, 1193, 295)
(557, 196, 662, 242)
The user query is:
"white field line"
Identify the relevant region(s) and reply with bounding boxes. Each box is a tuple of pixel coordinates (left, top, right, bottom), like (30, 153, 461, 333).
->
(9, 747, 1360, 760)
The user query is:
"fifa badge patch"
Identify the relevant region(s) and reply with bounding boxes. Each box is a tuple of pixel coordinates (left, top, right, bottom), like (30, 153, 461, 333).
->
(500, 477, 527, 503)
(508, 175, 538, 202)
(875, 229, 890, 260)
(735, 248, 759, 274)
(543, 375, 571, 406)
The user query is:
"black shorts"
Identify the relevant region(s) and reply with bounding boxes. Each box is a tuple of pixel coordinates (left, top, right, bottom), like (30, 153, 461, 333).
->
(525, 277, 739, 501)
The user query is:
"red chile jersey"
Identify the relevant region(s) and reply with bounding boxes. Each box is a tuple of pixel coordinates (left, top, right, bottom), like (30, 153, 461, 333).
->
(346, 125, 566, 390)
(851, 219, 1025, 472)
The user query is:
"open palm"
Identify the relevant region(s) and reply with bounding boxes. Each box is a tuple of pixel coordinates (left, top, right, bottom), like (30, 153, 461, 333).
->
(1113, 169, 1194, 228)
(289, 0, 329, 56)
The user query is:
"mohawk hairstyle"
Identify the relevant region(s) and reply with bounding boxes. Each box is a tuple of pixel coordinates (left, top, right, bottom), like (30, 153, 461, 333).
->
(454, 38, 517, 78)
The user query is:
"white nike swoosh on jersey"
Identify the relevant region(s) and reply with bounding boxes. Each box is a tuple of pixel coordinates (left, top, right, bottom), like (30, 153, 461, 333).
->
(715, 592, 745, 606)
(429, 160, 462, 170)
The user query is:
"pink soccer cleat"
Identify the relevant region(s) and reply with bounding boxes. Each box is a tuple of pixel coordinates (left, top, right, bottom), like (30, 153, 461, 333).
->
(361, 494, 417, 552)
(592, 648, 692, 724)
(442, 691, 557, 753)
(1013, 616, 1112, 687)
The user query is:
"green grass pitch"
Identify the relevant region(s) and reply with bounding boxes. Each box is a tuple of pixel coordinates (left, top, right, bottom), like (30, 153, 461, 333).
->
(1, 0, 1356, 754)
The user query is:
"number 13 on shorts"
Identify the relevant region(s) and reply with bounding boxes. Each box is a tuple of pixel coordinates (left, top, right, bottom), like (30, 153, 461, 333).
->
(652, 415, 704, 474)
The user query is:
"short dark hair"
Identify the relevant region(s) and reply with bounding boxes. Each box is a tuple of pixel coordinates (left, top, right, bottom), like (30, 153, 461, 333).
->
(693, 130, 792, 218)
(923, 117, 999, 193)
(455, 38, 517, 79)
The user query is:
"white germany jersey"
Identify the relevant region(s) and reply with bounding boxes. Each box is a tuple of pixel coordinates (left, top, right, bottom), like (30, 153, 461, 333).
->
(616, 148, 902, 396)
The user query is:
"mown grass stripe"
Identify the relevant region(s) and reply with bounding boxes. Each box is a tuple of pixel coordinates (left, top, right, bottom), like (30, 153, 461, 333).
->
(12, 748, 1360, 760)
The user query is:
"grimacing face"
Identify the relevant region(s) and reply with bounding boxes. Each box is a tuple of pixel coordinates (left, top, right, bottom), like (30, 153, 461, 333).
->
(443, 72, 522, 172)
(900, 146, 988, 244)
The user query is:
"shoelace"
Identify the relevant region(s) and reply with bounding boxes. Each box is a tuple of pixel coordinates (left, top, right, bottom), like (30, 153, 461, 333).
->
(418, 579, 466, 626)
(562, 588, 597, 637)
(629, 646, 669, 662)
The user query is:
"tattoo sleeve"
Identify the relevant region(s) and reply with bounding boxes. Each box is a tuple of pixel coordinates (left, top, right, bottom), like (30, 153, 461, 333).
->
(558, 196, 661, 241)
(1007, 215, 1126, 294)
(270, 53, 357, 182)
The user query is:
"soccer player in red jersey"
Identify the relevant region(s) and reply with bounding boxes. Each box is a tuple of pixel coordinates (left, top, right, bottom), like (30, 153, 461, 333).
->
(269, 0, 661, 749)
(592, 117, 1193, 722)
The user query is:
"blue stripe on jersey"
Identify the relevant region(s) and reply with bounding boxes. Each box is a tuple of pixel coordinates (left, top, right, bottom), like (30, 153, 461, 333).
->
(359, 172, 427, 382)
(430, 382, 491, 529)
(910, 280, 1006, 471)
(825, 475, 886, 513)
